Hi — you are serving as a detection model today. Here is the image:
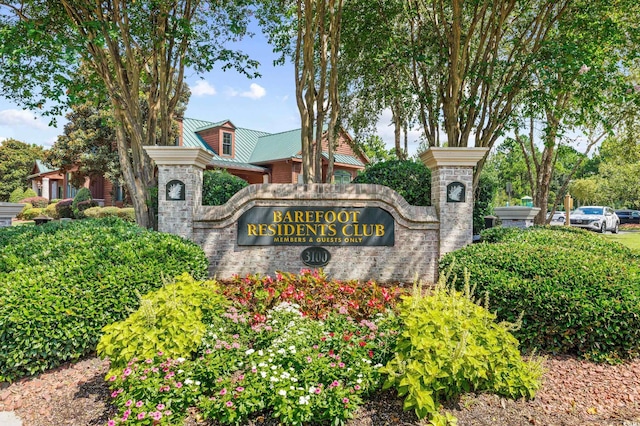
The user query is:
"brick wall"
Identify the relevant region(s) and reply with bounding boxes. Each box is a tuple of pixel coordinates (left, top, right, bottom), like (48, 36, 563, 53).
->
(193, 184, 439, 283)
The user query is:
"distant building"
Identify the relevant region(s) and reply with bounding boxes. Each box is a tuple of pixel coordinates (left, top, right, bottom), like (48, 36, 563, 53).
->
(27, 117, 368, 204)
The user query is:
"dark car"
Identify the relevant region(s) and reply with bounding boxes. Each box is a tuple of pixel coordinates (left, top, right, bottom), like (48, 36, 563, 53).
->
(615, 209, 640, 224)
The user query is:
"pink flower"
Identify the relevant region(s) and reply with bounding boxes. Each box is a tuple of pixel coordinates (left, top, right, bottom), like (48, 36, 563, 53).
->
(125, 399, 133, 407)
(338, 362, 345, 368)
(156, 403, 165, 410)
(151, 411, 163, 421)
(354, 385, 361, 390)
(135, 400, 144, 408)
(220, 388, 227, 395)
(236, 387, 244, 392)
(137, 412, 146, 419)
(579, 64, 590, 74)
(314, 388, 322, 394)
(110, 390, 119, 398)
(123, 368, 132, 377)
(226, 401, 234, 407)
(175, 382, 183, 388)
(157, 351, 164, 356)
(342, 397, 350, 404)
(108, 375, 117, 382)
(145, 359, 153, 364)
(107, 420, 116, 426)
(330, 380, 339, 388)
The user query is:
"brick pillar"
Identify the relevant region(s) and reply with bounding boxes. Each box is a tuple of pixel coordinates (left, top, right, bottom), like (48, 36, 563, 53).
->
(144, 147, 213, 241)
(420, 147, 489, 257)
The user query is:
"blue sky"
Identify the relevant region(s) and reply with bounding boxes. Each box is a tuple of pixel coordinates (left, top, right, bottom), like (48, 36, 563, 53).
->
(0, 25, 423, 156)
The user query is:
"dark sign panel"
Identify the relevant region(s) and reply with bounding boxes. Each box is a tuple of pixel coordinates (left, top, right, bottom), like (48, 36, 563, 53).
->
(446, 182, 466, 203)
(237, 206, 395, 246)
(301, 247, 331, 267)
(166, 180, 186, 201)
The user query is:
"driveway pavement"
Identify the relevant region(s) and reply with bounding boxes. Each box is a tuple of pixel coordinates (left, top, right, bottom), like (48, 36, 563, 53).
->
(0, 411, 22, 425)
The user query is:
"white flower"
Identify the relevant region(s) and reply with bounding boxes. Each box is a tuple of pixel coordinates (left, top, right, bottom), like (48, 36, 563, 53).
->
(258, 350, 264, 356)
(356, 378, 362, 384)
(260, 372, 267, 378)
(270, 376, 279, 382)
(184, 379, 193, 385)
(309, 386, 317, 394)
(246, 349, 255, 355)
(258, 362, 267, 368)
(195, 381, 201, 386)
(271, 365, 277, 370)
(178, 369, 185, 374)
(177, 358, 186, 363)
(291, 377, 298, 383)
(298, 395, 310, 405)
(277, 348, 286, 355)
(278, 389, 287, 397)
(374, 363, 383, 369)
(579, 64, 591, 74)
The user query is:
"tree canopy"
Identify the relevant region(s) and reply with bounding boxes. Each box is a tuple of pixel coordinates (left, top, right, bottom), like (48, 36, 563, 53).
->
(0, 0, 258, 227)
(0, 139, 44, 201)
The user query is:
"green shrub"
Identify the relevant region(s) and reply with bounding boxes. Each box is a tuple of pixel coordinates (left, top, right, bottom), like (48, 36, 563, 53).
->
(98, 273, 227, 370)
(20, 207, 44, 220)
(44, 203, 58, 219)
(441, 226, 640, 362)
(8, 188, 24, 203)
(0, 218, 208, 382)
(353, 160, 431, 206)
(381, 274, 543, 422)
(55, 198, 74, 218)
(22, 188, 37, 199)
(117, 207, 136, 222)
(72, 187, 93, 218)
(202, 169, 248, 205)
(16, 203, 33, 219)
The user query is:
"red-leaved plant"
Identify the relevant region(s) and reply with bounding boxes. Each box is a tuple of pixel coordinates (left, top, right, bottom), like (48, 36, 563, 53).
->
(220, 269, 403, 322)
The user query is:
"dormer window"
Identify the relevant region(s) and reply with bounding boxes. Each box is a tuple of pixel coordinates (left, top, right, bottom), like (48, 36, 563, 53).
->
(222, 132, 232, 156)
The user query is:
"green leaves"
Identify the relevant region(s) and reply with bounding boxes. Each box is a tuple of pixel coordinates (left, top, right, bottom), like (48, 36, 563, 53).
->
(0, 218, 208, 382)
(382, 277, 543, 422)
(442, 226, 640, 362)
(353, 160, 431, 206)
(202, 169, 249, 205)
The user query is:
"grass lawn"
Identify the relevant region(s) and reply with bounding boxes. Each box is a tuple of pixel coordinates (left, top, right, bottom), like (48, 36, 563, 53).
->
(604, 230, 640, 250)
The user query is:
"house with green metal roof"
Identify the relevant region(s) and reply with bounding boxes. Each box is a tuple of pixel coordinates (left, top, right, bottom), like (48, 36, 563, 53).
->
(179, 117, 368, 184)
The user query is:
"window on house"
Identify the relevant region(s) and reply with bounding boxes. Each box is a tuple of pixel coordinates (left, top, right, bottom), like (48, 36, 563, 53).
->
(222, 132, 232, 156)
(113, 184, 125, 202)
(66, 173, 78, 198)
(334, 170, 351, 184)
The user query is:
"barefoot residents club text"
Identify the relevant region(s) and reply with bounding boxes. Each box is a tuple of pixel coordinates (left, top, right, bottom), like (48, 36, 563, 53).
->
(237, 207, 394, 246)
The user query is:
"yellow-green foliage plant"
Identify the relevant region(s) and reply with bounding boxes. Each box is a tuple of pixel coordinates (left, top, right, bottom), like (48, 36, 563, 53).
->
(97, 273, 227, 371)
(381, 269, 544, 423)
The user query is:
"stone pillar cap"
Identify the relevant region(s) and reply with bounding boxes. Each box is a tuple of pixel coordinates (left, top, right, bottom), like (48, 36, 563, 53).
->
(420, 147, 489, 169)
(144, 146, 214, 169)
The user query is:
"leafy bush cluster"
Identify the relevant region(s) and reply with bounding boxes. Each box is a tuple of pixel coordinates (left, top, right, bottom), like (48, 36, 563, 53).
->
(55, 198, 74, 218)
(381, 274, 543, 422)
(353, 160, 432, 206)
(104, 285, 402, 426)
(221, 270, 403, 321)
(84, 206, 136, 222)
(441, 226, 640, 362)
(98, 274, 227, 368)
(71, 187, 96, 218)
(202, 169, 248, 205)
(0, 218, 208, 381)
(8, 187, 25, 203)
(18, 196, 49, 208)
(102, 271, 539, 425)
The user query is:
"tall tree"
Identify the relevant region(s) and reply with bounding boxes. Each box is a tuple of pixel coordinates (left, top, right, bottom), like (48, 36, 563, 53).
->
(511, 0, 640, 223)
(0, 1, 258, 228)
(258, 0, 344, 183)
(0, 139, 44, 201)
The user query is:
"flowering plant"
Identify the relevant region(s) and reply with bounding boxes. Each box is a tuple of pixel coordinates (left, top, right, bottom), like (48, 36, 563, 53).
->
(107, 301, 402, 425)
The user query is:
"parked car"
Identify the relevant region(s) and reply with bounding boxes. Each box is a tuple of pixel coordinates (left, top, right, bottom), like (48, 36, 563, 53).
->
(547, 211, 566, 224)
(615, 209, 640, 225)
(569, 206, 619, 233)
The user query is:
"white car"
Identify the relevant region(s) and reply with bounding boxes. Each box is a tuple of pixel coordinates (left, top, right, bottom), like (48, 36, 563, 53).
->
(569, 206, 619, 233)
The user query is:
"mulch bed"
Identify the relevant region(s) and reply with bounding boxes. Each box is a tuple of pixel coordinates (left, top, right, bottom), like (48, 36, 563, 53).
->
(1, 355, 640, 426)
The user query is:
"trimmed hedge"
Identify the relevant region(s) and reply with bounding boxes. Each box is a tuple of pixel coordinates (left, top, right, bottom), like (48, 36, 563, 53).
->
(440, 226, 640, 362)
(0, 218, 208, 382)
(352, 159, 431, 206)
(72, 188, 93, 218)
(202, 169, 248, 205)
(55, 198, 74, 218)
(18, 196, 49, 209)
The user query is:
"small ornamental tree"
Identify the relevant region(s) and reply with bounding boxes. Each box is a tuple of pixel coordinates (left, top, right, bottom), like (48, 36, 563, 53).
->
(72, 187, 93, 218)
(353, 159, 431, 206)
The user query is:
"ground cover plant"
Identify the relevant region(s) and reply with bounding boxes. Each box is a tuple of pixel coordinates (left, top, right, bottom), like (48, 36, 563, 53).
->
(0, 218, 208, 382)
(440, 226, 640, 362)
(102, 271, 541, 425)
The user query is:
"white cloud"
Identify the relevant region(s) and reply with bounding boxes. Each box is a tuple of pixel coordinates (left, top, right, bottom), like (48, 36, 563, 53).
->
(191, 80, 217, 97)
(240, 83, 266, 100)
(375, 108, 423, 156)
(0, 109, 48, 129)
